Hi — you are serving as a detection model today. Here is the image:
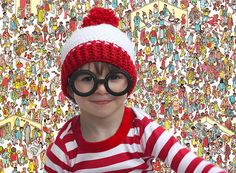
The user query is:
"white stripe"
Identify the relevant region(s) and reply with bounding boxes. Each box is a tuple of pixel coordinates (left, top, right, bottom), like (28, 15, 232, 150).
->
(129, 170, 143, 173)
(127, 127, 140, 137)
(152, 130, 172, 157)
(45, 154, 70, 173)
(61, 24, 135, 62)
(177, 152, 196, 173)
(74, 159, 145, 173)
(194, 160, 211, 173)
(71, 143, 143, 166)
(146, 157, 155, 171)
(208, 166, 225, 173)
(164, 142, 184, 167)
(65, 140, 78, 152)
(140, 121, 159, 151)
(60, 123, 72, 139)
(132, 107, 152, 119)
(51, 143, 70, 164)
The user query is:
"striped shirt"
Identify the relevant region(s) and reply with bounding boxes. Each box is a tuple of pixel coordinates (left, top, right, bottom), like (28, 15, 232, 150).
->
(44, 107, 226, 173)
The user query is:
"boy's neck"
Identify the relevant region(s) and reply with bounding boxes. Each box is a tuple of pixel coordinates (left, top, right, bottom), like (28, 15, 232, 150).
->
(79, 106, 125, 143)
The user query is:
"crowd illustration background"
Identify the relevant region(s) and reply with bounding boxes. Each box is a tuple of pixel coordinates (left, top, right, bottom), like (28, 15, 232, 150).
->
(0, 0, 235, 172)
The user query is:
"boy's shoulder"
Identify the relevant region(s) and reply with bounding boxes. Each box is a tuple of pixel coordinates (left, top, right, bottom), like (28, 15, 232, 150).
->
(48, 116, 79, 154)
(131, 107, 152, 120)
(56, 116, 79, 142)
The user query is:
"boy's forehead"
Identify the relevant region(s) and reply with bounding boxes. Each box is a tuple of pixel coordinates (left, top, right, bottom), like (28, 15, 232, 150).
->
(81, 62, 105, 68)
(80, 63, 94, 69)
(80, 62, 111, 73)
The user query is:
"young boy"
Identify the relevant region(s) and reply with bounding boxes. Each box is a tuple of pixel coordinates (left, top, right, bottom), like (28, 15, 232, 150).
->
(45, 7, 226, 173)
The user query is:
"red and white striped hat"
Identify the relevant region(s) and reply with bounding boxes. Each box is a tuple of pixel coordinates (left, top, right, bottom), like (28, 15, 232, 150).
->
(61, 7, 137, 98)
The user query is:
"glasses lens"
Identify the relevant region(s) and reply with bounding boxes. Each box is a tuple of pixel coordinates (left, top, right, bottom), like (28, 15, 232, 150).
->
(74, 73, 95, 93)
(107, 72, 129, 93)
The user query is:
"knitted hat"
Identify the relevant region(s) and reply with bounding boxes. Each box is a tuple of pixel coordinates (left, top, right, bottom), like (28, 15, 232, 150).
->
(61, 7, 137, 98)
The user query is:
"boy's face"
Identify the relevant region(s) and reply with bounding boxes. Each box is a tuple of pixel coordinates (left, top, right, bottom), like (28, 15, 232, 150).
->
(72, 63, 128, 118)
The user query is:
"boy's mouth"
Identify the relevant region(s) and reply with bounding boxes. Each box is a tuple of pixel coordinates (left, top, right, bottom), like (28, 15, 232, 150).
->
(90, 100, 112, 105)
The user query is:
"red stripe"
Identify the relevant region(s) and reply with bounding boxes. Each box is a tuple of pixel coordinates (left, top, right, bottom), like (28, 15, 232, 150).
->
(158, 136, 177, 161)
(54, 139, 67, 152)
(125, 134, 141, 144)
(145, 126, 165, 156)
(135, 117, 151, 138)
(44, 165, 58, 173)
(170, 148, 190, 172)
(68, 145, 80, 158)
(63, 133, 76, 143)
(105, 163, 149, 173)
(185, 157, 204, 172)
(72, 151, 144, 170)
(202, 164, 215, 173)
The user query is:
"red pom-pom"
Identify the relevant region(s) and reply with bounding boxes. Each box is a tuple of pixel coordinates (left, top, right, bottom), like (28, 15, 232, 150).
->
(81, 7, 119, 28)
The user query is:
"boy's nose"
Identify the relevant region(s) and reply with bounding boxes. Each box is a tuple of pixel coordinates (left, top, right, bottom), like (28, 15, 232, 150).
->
(94, 83, 108, 95)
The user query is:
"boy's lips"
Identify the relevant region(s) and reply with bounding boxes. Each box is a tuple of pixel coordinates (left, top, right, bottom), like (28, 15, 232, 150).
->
(90, 100, 112, 105)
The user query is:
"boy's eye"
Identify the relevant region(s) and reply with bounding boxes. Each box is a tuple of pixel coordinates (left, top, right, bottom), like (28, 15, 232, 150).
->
(109, 74, 121, 80)
(81, 76, 93, 82)
(77, 75, 93, 82)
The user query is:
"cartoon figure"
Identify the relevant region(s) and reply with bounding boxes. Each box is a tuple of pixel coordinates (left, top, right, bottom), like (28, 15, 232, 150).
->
(37, 5, 45, 25)
(152, 4, 159, 22)
(27, 159, 35, 173)
(23, 122, 31, 146)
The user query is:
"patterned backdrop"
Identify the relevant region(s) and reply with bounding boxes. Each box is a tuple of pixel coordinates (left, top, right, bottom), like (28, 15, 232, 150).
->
(0, 0, 235, 172)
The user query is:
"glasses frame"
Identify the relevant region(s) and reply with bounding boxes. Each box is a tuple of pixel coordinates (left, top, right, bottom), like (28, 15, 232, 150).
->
(68, 69, 133, 97)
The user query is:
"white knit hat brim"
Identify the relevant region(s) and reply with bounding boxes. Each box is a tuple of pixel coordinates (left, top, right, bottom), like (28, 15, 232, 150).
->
(61, 24, 135, 62)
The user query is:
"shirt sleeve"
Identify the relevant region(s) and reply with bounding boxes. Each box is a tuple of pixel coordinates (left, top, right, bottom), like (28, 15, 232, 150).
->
(134, 107, 226, 173)
(44, 118, 76, 173)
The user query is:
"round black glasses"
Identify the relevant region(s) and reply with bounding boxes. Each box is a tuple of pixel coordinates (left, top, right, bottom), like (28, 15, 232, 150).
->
(68, 69, 133, 97)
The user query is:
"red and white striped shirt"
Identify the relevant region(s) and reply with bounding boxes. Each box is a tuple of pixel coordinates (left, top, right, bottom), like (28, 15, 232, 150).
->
(44, 107, 226, 173)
